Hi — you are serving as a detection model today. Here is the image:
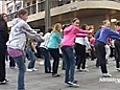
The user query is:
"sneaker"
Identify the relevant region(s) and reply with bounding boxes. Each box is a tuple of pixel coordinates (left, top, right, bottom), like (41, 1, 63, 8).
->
(116, 68, 120, 71)
(0, 80, 8, 85)
(81, 69, 89, 72)
(45, 71, 52, 73)
(26, 68, 33, 72)
(65, 81, 79, 87)
(52, 74, 60, 77)
(32, 68, 37, 71)
(73, 80, 78, 84)
(10, 66, 15, 69)
(39, 60, 44, 65)
(5, 79, 9, 82)
(76, 69, 82, 72)
(102, 73, 112, 77)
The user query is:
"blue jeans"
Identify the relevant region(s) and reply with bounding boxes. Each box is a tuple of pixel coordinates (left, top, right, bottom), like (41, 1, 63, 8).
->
(26, 47, 36, 69)
(40, 47, 51, 72)
(13, 54, 26, 90)
(61, 46, 76, 83)
(62, 55, 66, 69)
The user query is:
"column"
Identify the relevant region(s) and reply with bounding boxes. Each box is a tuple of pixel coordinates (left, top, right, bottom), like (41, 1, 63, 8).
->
(36, 0, 39, 13)
(45, 0, 51, 32)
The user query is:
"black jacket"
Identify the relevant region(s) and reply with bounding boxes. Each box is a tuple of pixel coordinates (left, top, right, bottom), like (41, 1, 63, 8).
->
(0, 21, 9, 45)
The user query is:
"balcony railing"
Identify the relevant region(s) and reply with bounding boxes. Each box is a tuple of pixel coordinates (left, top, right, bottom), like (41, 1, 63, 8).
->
(7, 0, 120, 21)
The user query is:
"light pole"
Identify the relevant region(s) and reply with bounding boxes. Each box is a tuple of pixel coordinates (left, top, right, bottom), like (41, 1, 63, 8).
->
(45, 0, 51, 32)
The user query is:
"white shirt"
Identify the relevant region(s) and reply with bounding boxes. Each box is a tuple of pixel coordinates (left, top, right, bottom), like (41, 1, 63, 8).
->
(75, 37, 91, 49)
(40, 32, 51, 49)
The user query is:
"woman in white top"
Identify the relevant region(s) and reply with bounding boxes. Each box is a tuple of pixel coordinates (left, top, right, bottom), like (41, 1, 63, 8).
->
(74, 24, 91, 72)
(39, 27, 53, 73)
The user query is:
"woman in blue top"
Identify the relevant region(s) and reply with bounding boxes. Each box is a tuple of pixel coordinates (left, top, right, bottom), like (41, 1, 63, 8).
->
(95, 20, 120, 77)
(47, 23, 62, 77)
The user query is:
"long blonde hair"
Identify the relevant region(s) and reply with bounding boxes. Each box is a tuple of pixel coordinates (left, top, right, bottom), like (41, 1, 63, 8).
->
(53, 23, 62, 33)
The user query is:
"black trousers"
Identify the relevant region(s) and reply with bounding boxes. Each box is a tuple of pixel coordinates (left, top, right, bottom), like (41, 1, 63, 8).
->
(48, 48, 59, 74)
(0, 45, 6, 81)
(9, 56, 15, 67)
(95, 42, 100, 67)
(95, 41, 108, 73)
(74, 43, 86, 69)
(114, 40, 120, 68)
(91, 45, 96, 60)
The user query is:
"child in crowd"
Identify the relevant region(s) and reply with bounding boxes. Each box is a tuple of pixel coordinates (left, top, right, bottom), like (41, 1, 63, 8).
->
(7, 9, 43, 90)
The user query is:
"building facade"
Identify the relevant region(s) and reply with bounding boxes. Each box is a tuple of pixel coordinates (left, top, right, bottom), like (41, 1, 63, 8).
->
(4, 0, 24, 21)
(7, 0, 120, 32)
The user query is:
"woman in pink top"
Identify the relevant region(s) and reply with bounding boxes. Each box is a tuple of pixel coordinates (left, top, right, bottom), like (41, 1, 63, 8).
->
(61, 18, 89, 87)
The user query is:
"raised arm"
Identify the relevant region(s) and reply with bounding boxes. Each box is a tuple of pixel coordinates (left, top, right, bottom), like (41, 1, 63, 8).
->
(22, 21, 44, 42)
(74, 26, 89, 34)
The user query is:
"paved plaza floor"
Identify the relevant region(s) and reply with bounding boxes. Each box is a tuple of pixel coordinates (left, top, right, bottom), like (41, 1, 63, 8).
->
(0, 58, 120, 90)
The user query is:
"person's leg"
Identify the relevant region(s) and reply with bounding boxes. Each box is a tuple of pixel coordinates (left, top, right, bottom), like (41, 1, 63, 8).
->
(74, 43, 82, 70)
(62, 46, 79, 87)
(0, 46, 6, 83)
(48, 48, 60, 75)
(82, 46, 87, 69)
(115, 40, 120, 69)
(40, 47, 51, 73)
(62, 55, 66, 70)
(95, 43, 100, 68)
(26, 47, 36, 69)
(96, 42, 108, 74)
(69, 47, 76, 82)
(14, 54, 26, 90)
(61, 47, 70, 83)
(9, 56, 15, 68)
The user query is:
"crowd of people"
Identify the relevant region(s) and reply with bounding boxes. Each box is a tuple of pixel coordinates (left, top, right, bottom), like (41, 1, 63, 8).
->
(0, 9, 120, 90)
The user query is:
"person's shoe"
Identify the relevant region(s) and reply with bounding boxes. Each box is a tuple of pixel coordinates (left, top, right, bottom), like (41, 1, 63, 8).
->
(73, 80, 78, 84)
(5, 79, 9, 82)
(102, 73, 112, 77)
(45, 71, 52, 73)
(32, 68, 37, 71)
(52, 74, 60, 77)
(26, 68, 33, 72)
(39, 60, 44, 65)
(65, 81, 79, 87)
(116, 68, 120, 72)
(76, 69, 82, 72)
(81, 69, 89, 72)
(96, 66, 100, 69)
(10, 66, 15, 69)
(0, 80, 8, 85)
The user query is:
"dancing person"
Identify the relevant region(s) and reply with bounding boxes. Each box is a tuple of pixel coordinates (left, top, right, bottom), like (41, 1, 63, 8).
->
(40, 27, 53, 73)
(47, 23, 62, 77)
(7, 9, 43, 90)
(74, 24, 91, 72)
(95, 20, 120, 77)
(61, 18, 90, 87)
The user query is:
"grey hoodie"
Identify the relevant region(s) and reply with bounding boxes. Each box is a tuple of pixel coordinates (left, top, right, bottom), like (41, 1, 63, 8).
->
(6, 18, 43, 51)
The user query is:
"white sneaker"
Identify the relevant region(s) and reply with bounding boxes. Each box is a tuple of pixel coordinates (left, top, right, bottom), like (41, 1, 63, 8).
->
(39, 60, 44, 65)
(32, 68, 38, 71)
(66, 81, 79, 87)
(102, 73, 112, 77)
(116, 68, 120, 71)
(26, 68, 33, 72)
(81, 69, 89, 72)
